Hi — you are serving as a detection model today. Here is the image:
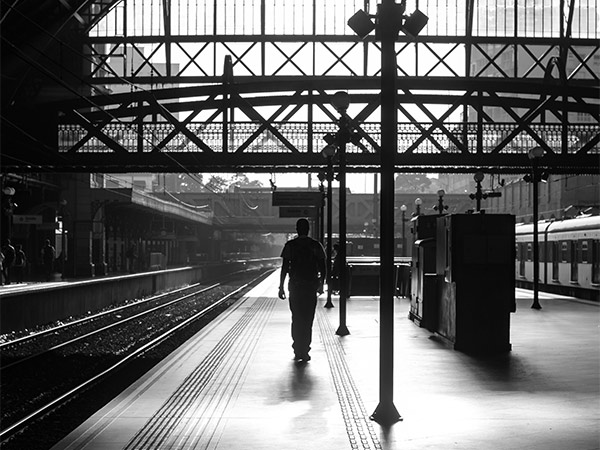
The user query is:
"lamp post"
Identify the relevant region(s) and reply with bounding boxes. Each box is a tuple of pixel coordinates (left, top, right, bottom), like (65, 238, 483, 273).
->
(400, 204, 407, 256)
(1, 187, 16, 243)
(322, 145, 336, 309)
(434, 189, 448, 215)
(414, 197, 422, 216)
(348, 0, 428, 425)
(469, 171, 501, 212)
(528, 146, 544, 310)
(322, 91, 358, 332)
(333, 91, 350, 336)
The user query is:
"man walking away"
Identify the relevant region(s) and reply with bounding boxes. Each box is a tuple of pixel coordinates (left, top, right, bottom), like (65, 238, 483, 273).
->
(278, 218, 326, 363)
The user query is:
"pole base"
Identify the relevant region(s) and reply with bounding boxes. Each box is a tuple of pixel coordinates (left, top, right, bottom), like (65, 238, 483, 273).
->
(370, 401, 402, 425)
(324, 293, 334, 308)
(336, 325, 350, 336)
(531, 302, 542, 310)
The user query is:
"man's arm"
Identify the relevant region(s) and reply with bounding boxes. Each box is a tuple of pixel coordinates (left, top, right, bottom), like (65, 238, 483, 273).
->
(317, 242, 327, 294)
(278, 258, 289, 299)
(317, 257, 326, 294)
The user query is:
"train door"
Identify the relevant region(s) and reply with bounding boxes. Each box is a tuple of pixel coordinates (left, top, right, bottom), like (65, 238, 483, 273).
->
(570, 241, 578, 283)
(551, 241, 559, 281)
(593, 240, 600, 285)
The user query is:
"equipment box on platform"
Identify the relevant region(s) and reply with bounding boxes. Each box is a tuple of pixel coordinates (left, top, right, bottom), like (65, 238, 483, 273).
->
(436, 213, 516, 354)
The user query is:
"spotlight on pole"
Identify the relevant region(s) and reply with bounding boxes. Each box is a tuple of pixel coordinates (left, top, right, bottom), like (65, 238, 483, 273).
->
(402, 9, 429, 37)
(347, 9, 376, 39)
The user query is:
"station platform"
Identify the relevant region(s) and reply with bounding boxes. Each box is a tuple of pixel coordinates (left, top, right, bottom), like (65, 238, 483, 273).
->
(51, 271, 599, 450)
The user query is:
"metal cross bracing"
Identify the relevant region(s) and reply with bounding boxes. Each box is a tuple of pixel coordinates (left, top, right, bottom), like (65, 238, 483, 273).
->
(1, 0, 598, 175)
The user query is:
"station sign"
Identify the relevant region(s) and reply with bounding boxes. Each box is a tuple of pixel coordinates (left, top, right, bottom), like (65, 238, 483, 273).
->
(279, 206, 318, 218)
(12, 215, 42, 224)
(272, 191, 322, 207)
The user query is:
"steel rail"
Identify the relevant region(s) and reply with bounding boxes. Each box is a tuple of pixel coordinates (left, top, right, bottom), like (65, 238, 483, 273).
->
(0, 282, 220, 370)
(0, 281, 210, 350)
(0, 268, 273, 442)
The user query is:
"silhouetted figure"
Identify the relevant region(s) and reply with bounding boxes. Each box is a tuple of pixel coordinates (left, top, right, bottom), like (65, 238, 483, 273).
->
(278, 218, 326, 363)
(2, 239, 15, 285)
(41, 239, 56, 281)
(14, 244, 26, 283)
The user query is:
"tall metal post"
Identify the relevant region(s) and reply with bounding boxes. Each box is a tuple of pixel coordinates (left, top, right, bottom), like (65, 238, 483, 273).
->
(529, 147, 543, 310)
(337, 127, 350, 336)
(370, 0, 401, 424)
(531, 164, 542, 310)
(325, 157, 335, 308)
(348, 0, 427, 424)
(400, 205, 407, 256)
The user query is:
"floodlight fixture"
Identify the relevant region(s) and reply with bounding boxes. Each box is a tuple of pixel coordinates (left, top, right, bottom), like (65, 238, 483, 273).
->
(401, 9, 429, 37)
(323, 132, 337, 145)
(332, 91, 350, 112)
(321, 144, 337, 158)
(347, 9, 376, 39)
(528, 146, 545, 160)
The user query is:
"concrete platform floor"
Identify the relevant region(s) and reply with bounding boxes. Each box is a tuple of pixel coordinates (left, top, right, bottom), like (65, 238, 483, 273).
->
(52, 272, 599, 450)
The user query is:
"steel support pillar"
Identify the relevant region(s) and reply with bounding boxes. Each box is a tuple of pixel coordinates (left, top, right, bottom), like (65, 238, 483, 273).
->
(370, 0, 401, 425)
(325, 157, 335, 308)
(336, 140, 350, 335)
(531, 166, 542, 310)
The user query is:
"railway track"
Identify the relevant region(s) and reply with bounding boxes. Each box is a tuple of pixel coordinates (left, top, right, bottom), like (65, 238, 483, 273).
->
(0, 268, 273, 444)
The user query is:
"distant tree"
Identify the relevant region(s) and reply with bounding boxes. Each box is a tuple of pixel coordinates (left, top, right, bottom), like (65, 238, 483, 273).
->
(205, 175, 229, 192)
(232, 173, 263, 188)
(395, 173, 432, 193)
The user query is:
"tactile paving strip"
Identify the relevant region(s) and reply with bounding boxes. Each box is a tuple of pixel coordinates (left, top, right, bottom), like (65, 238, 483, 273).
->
(124, 296, 277, 450)
(316, 308, 382, 450)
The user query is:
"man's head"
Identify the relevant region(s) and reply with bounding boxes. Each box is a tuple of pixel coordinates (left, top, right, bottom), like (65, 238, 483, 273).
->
(296, 218, 310, 236)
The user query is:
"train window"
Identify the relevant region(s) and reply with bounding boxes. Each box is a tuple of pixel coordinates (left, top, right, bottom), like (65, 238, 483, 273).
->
(540, 241, 546, 262)
(581, 241, 588, 263)
(552, 242, 559, 281)
(561, 242, 568, 262)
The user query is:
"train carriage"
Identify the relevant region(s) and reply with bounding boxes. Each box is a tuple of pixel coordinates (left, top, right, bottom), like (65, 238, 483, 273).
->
(515, 215, 600, 301)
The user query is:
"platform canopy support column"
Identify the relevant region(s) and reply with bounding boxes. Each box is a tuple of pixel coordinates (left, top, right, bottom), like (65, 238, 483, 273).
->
(348, 0, 428, 425)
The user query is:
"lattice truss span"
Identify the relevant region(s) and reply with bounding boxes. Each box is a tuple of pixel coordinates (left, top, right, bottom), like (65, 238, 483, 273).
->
(1, 0, 599, 174)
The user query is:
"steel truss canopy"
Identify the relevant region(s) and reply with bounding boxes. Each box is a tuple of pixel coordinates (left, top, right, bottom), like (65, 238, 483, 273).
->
(1, 0, 599, 175)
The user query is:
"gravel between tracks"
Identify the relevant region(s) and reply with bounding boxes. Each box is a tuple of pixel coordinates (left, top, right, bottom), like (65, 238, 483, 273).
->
(0, 270, 269, 450)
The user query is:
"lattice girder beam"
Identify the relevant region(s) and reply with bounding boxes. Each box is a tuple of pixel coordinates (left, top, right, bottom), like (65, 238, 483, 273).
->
(2, 76, 598, 175)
